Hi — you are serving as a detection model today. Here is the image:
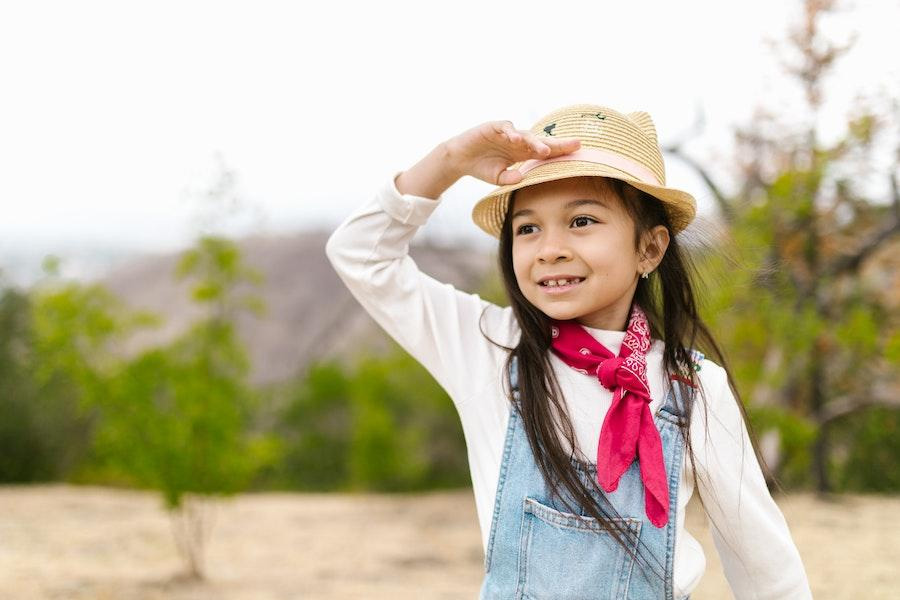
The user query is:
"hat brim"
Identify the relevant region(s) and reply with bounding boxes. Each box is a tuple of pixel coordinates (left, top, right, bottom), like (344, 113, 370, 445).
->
(471, 160, 697, 238)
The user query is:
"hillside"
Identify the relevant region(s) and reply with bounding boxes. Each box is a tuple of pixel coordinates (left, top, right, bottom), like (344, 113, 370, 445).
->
(98, 230, 496, 386)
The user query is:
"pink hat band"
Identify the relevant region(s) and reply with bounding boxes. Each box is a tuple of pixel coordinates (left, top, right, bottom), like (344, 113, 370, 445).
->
(516, 148, 662, 187)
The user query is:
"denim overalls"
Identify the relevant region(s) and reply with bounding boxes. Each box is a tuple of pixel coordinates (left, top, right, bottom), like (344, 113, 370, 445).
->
(479, 351, 702, 600)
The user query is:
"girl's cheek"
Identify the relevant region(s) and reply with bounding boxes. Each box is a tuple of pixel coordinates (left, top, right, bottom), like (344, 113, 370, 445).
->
(511, 252, 526, 274)
(512, 269, 526, 288)
(512, 267, 531, 293)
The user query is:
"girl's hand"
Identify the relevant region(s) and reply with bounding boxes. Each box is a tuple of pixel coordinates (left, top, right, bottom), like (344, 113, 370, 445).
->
(445, 120, 581, 186)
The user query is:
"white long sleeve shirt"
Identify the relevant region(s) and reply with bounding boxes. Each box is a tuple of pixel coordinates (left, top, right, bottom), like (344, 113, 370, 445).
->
(324, 173, 813, 599)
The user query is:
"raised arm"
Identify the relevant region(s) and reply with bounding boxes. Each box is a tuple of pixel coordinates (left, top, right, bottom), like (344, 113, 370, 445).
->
(325, 122, 582, 405)
(691, 362, 813, 599)
(325, 171, 510, 405)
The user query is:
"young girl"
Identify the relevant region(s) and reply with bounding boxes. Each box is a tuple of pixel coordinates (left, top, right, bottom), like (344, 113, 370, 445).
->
(326, 104, 812, 599)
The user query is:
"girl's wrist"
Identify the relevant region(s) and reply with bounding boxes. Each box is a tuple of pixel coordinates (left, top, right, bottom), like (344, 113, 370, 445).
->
(395, 141, 462, 200)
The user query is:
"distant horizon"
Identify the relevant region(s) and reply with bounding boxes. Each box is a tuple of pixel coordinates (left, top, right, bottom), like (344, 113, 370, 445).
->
(0, 215, 503, 290)
(0, 197, 739, 290)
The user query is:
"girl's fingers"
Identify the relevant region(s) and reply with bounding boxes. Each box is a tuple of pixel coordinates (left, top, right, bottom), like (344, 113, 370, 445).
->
(495, 121, 540, 151)
(535, 137, 581, 159)
(495, 120, 519, 143)
(547, 136, 582, 152)
(497, 168, 524, 186)
(531, 138, 551, 155)
(518, 132, 580, 157)
(517, 136, 580, 162)
(491, 121, 582, 162)
(502, 131, 548, 157)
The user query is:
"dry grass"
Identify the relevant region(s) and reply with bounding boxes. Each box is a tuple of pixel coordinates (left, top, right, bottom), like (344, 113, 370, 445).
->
(0, 485, 896, 599)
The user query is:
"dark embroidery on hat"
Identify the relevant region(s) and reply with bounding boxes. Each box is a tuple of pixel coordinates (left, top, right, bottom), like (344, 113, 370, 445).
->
(580, 112, 606, 120)
(543, 123, 556, 136)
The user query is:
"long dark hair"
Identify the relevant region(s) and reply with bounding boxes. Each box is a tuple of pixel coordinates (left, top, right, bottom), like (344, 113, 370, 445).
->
(479, 176, 772, 584)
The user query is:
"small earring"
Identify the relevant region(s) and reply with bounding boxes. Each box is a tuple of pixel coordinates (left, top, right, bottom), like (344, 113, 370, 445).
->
(641, 271, 650, 279)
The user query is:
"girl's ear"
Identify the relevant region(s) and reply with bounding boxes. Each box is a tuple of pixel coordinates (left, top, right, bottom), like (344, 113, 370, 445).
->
(638, 225, 670, 273)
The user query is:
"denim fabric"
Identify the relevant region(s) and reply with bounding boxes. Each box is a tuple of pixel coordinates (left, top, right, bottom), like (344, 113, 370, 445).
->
(479, 352, 701, 600)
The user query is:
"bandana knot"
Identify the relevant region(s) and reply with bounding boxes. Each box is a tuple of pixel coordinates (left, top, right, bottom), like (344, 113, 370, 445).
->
(596, 357, 625, 391)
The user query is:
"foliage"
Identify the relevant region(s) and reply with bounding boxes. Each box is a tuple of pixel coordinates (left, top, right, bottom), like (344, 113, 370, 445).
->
(0, 287, 52, 481)
(271, 344, 469, 493)
(0, 238, 277, 579)
(2, 261, 159, 483)
(744, 406, 817, 489)
(693, 130, 898, 491)
(89, 324, 267, 507)
(90, 235, 275, 578)
(831, 407, 900, 492)
(683, 0, 900, 492)
(268, 361, 353, 490)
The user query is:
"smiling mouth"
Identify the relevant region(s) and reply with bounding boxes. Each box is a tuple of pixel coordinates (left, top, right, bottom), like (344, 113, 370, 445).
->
(539, 277, 585, 288)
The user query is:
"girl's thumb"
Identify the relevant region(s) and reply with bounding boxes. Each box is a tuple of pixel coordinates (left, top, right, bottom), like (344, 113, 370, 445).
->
(497, 168, 523, 186)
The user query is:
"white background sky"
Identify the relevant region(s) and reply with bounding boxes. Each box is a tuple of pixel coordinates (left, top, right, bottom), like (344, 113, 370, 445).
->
(1, 0, 898, 283)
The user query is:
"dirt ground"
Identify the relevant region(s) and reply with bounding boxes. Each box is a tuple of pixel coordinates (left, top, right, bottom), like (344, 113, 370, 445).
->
(0, 485, 896, 599)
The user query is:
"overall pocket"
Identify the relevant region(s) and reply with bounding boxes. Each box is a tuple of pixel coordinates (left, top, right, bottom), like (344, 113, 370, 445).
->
(518, 497, 641, 600)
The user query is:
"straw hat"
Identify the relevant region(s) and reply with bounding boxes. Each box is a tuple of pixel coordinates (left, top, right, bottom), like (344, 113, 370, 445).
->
(471, 104, 697, 238)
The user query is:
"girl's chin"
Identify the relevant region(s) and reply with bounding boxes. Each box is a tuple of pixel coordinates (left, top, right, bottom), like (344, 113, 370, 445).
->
(538, 306, 582, 321)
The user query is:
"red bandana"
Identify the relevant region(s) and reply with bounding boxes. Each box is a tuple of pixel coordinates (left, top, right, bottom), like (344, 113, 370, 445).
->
(549, 303, 669, 527)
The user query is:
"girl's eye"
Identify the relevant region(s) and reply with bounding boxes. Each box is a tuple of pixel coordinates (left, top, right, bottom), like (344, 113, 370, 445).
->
(572, 215, 597, 228)
(516, 224, 536, 235)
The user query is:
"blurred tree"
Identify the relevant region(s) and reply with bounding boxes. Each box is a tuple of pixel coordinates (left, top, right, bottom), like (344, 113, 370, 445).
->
(89, 236, 277, 580)
(346, 347, 469, 491)
(665, 0, 900, 492)
(267, 360, 354, 490)
(0, 287, 53, 481)
(10, 257, 158, 482)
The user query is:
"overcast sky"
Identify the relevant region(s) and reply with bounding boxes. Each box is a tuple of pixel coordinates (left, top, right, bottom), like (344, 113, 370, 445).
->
(1, 0, 898, 284)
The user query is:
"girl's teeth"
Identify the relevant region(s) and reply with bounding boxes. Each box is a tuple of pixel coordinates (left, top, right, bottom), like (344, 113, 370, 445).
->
(544, 278, 582, 287)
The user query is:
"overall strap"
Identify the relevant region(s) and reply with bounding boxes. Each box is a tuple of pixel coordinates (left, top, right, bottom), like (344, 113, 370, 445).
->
(668, 348, 704, 386)
(508, 354, 519, 394)
(662, 348, 705, 418)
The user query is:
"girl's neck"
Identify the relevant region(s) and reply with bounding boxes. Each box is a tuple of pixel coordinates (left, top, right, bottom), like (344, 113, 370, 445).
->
(580, 324, 627, 353)
(581, 324, 626, 335)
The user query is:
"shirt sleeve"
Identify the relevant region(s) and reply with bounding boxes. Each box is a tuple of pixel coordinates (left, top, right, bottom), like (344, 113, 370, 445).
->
(324, 172, 518, 406)
(691, 362, 813, 599)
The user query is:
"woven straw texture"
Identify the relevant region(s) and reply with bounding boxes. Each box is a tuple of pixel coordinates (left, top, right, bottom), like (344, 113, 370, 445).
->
(470, 104, 697, 238)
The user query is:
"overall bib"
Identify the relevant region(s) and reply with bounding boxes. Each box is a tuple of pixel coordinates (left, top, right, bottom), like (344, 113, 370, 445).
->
(479, 352, 702, 600)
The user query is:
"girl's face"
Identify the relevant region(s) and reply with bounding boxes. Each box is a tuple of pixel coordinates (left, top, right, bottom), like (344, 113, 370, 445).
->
(510, 176, 665, 331)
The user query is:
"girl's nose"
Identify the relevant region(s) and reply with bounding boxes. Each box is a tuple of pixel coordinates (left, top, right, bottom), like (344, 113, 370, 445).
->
(536, 230, 572, 263)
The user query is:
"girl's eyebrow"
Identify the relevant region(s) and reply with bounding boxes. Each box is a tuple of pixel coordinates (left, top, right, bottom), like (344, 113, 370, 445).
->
(511, 198, 609, 220)
(566, 198, 610, 210)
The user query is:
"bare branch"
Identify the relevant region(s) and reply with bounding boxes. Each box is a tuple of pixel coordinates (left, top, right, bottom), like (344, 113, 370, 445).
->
(825, 216, 900, 278)
(663, 144, 735, 224)
(816, 393, 900, 426)
(891, 169, 899, 218)
(815, 360, 900, 425)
